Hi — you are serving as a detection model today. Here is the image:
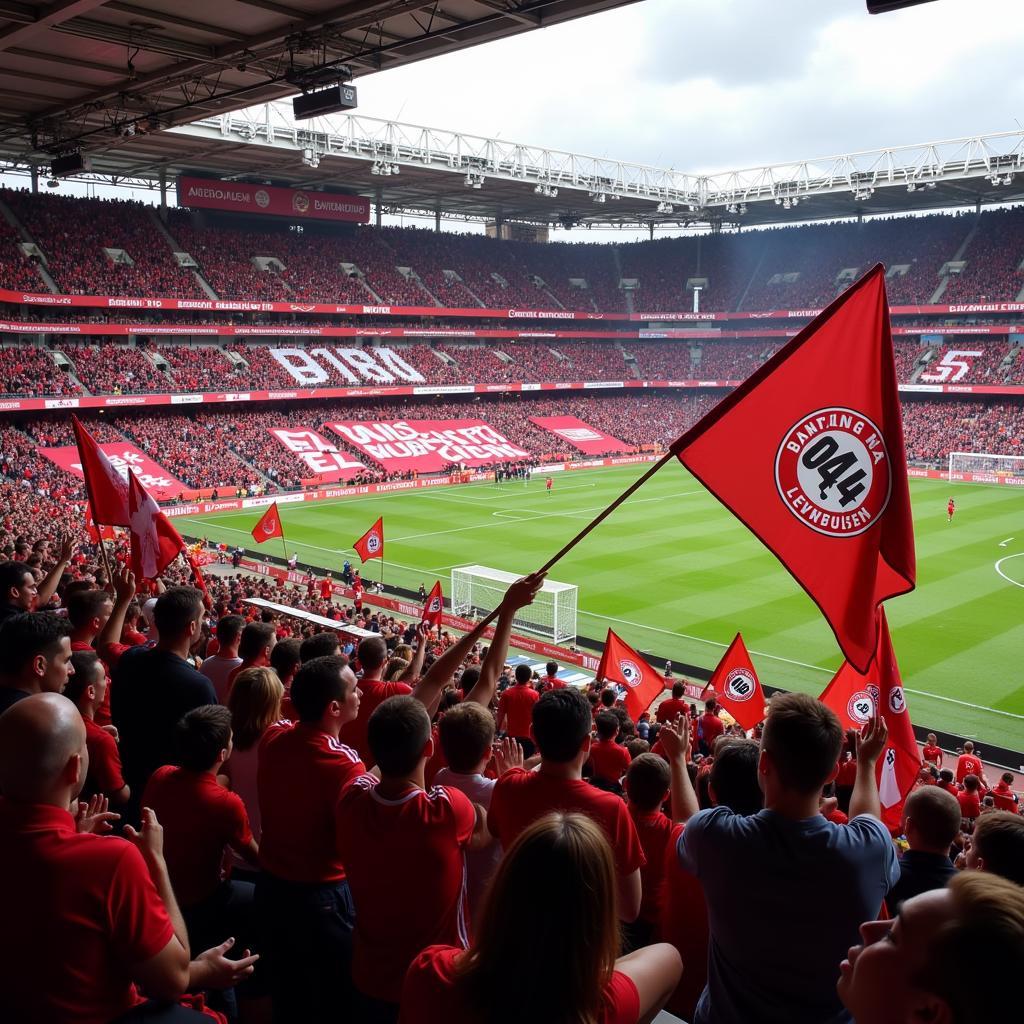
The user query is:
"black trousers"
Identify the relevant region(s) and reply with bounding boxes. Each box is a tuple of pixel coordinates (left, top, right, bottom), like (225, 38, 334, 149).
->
(254, 872, 356, 1024)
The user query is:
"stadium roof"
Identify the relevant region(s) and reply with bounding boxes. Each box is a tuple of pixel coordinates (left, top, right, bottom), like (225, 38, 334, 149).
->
(29, 102, 1023, 231)
(0, 0, 640, 158)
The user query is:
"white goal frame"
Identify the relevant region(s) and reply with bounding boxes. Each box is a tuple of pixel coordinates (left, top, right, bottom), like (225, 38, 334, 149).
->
(451, 565, 578, 644)
(947, 452, 1024, 484)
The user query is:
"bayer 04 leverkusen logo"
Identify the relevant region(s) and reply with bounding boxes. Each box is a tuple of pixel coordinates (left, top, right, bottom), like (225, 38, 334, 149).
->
(428, 597, 442, 614)
(366, 532, 381, 554)
(774, 407, 892, 538)
(724, 669, 757, 702)
(618, 659, 643, 688)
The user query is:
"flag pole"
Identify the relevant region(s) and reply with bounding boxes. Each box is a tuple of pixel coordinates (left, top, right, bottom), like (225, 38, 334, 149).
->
(97, 535, 115, 594)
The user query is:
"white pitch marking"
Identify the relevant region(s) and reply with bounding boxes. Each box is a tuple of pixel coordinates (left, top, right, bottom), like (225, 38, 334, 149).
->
(995, 551, 1024, 590)
(999, 537, 1014, 547)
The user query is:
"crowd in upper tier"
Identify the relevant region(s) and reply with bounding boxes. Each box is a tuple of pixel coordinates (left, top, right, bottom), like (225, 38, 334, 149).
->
(2, 188, 1024, 310)
(2, 335, 1024, 398)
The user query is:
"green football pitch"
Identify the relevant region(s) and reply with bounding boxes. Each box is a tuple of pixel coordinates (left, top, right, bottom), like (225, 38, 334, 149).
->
(181, 466, 1024, 751)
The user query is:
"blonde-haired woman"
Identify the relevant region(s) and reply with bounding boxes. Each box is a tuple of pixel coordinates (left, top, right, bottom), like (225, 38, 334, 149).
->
(400, 812, 681, 1024)
(226, 666, 283, 851)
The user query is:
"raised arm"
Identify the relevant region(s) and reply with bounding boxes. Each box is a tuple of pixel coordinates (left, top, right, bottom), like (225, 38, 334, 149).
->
(36, 536, 76, 609)
(659, 714, 699, 823)
(398, 623, 429, 684)
(411, 616, 494, 717)
(464, 571, 546, 708)
(849, 715, 888, 821)
(97, 564, 137, 652)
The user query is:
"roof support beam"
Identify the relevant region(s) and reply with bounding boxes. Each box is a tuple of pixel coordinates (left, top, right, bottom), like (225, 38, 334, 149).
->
(0, 0, 109, 52)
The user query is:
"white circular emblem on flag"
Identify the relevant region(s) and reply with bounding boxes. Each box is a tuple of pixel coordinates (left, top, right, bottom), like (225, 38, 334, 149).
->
(725, 669, 756, 702)
(428, 597, 441, 613)
(366, 532, 381, 554)
(888, 686, 906, 714)
(619, 659, 643, 688)
(847, 690, 876, 725)
(774, 407, 891, 538)
(262, 519, 276, 535)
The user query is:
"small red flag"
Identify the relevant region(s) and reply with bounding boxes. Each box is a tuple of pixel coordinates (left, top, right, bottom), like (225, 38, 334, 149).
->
(353, 517, 384, 562)
(184, 548, 212, 609)
(85, 502, 116, 543)
(671, 266, 915, 672)
(72, 416, 130, 526)
(595, 629, 664, 722)
(421, 581, 444, 628)
(251, 502, 284, 544)
(700, 633, 766, 731)
(818, 609, 918, 829)
(128, 472, 184, 582)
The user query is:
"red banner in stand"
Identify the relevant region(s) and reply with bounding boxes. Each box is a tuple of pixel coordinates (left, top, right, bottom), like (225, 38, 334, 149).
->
(325, 419, 530, 472)
(268, 427, 366, 482)
(40, 443, 187, 503)
(528, 415, 636, 455)
(176, 175, 369, 223)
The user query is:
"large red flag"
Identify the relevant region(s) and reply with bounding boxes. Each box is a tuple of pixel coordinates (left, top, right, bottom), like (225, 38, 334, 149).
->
(700, 633, 766, 731)
(127, 472, 184, 582)
(353, 517, 384, 563)
(595, 629, 664, 722)
(818, 609, 919, 829)
(72, 416, 130, 525)
(251, 502, 284, 544)
(85, 502, 116, 544)
(421, 581, 444, 628)
(671, 266, 915, 672)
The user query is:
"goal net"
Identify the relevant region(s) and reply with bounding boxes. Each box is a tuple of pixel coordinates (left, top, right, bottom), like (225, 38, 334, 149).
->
(451, 565, 578, 644)
(947, 452, 1024, 484)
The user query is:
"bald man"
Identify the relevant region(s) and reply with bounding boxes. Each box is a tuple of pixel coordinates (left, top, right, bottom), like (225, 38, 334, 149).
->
(0, 694, 250, 1022)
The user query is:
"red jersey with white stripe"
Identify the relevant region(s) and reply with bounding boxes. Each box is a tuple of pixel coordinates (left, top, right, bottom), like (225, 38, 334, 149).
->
(257, 720, 365, 883)
(336, 775, 476, 1003)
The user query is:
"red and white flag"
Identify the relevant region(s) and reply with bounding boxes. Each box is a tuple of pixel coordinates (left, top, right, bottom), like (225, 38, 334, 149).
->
(353, 517, 384, 563)
(818, 609, 918, 829)
(595, 629, 664, 722)
(72, 416, 130, 526)
(700, 633, 766, 731)
(128, 472, 184, 582)
(251, 502, 284, 544)
(671, 266, 915, 672)
(421, 581, 444, 628)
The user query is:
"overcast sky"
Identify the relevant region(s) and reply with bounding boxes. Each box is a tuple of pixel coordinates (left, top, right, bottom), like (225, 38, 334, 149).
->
(357, 0, 1024, 173)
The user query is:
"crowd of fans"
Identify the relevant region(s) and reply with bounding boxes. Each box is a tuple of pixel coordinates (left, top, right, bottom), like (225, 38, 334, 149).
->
(0, 496, 1023, 1024)
(3, 190, 1023, 312)
(2, 336, 1021, 397)
(1, 395, 1023, 513)
(2, 190, 204, 299)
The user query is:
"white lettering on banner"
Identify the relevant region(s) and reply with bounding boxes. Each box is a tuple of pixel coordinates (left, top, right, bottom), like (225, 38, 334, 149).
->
(44, 398, 80, 409)
(268, 427, 365, 478)
(269, 346, 425, 386)
(919, 351, 984, 384)
(375, 347, 426, 382)
(270, 349, 329, 385)
(171, 394, 203, 405)
(337, 348, 395, 384)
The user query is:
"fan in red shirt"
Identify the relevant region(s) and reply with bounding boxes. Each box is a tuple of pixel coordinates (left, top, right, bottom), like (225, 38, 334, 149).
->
(340, 634, 415, 762)
(399, 812, 681, 1024)
(0, 694, 197, 1022)
(256, 655, 365, 1021)
(65, 651, 129, 805)
(488, 688, 645, 923)
(588, 712, 632, 787)
(697, 698, 725, 756)
(143, 705, 258, 951)
(319, 573, 335, 602)
(991, 773, 1021, 813)
(957, 774, 984, 824)
(496, 665, 540, 757)
(956, 741, 988, 786)
(624, 754, 674, 950)
(921, 732, 943, 769)
(656, 682, 689, 724)
(337, 696, 484, 1016)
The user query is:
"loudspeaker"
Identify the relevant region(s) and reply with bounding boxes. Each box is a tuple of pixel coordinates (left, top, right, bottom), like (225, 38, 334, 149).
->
(292, 85, 358, 120)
